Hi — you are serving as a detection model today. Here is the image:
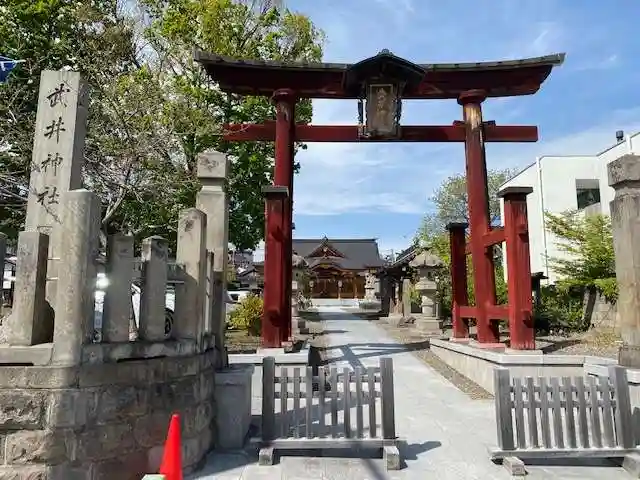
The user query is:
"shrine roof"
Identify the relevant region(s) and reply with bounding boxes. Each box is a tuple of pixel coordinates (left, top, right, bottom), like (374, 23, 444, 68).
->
(194, 51, 565, 99)
(293, 238, 384, 269)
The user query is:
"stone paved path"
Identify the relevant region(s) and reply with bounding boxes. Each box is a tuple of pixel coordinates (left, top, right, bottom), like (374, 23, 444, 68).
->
(190, 307, 630, 480)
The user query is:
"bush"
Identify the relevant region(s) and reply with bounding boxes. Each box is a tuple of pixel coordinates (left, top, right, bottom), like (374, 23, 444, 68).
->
(534, 285, 585, 335)
(228, 294, 263, 336)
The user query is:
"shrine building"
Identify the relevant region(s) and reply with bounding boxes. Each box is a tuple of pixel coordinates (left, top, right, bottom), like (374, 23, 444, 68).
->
(292, 237, 384, 299)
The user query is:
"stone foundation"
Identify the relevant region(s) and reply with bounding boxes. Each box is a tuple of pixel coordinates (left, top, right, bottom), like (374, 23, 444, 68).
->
(429, 338, 616, 394)
(0, 350, 216, 479)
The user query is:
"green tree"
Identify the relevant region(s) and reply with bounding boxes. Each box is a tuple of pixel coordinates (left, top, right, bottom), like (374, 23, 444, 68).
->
(415, 169, 514, 316)
(129, 0, 324, 250)
(545, 211, 617, 300)
(1, 0, 324, 252)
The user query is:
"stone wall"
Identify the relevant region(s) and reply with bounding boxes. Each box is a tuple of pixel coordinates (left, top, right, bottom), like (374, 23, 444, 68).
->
(583, 289, 617, 330)
(0, 72, 235, 478)
(0, 351, 216, 479)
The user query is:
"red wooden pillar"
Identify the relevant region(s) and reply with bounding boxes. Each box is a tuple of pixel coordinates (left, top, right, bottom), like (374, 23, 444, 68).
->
(458, 90, 500, 344)
(447, 222, 470, 339)
(272, 89, 296, 343)
(261, 186, 289, 348)
(500, 186, 535, 350)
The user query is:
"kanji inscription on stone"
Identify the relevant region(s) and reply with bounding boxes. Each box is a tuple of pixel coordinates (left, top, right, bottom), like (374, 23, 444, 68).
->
(25, 70, 88, 234)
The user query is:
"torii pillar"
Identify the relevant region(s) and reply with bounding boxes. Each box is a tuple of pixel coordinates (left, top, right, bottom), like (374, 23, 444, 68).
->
(264, 88, 296, 347)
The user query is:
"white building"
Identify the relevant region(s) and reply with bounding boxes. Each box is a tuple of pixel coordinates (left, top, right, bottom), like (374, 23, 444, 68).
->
(499, 130, 640, 284)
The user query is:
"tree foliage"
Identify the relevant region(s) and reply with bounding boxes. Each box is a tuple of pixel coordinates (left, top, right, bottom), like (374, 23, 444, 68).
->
(417, 168, 516, 243)
(545, 211, 617, 300)
(0, 0, 324, 251)
(415, 169, 513, 317)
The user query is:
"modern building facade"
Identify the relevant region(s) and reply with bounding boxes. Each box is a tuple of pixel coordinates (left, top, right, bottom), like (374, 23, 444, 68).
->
(498, 130, 639, 284)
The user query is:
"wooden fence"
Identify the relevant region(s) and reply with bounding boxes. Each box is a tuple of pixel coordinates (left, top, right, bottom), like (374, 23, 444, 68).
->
(492, 366, 637, 465)
(259, 356, 401, 470)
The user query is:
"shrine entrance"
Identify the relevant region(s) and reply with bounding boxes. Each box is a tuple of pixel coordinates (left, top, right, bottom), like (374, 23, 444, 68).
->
(309, 266, 365, 299)
(195, 49, 565, 349)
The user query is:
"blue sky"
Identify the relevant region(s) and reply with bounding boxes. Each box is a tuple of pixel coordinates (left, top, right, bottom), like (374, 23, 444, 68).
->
(255, 0, 640, 260)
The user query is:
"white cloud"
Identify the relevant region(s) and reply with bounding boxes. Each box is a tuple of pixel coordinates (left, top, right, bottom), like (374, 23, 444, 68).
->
(294, 100, 640, 217)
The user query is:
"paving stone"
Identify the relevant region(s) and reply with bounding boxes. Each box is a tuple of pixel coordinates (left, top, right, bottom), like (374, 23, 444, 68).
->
(191, 306, 633, 480)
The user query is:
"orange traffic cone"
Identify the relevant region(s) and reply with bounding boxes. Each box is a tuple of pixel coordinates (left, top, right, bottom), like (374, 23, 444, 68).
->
(159, 413, 183, 480)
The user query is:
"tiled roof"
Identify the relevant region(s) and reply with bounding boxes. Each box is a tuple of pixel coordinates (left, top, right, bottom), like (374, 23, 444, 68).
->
(293, 238, 384, 270)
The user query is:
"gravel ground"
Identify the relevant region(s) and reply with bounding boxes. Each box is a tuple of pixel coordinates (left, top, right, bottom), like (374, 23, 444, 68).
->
(377, 322, 494, 400)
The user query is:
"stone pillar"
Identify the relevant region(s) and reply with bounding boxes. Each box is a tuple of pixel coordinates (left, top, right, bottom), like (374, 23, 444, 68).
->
(608, 154, 640, 367)
(291, 279, 300, 336)
(175, 208, 207, 342)
(5, 232, 50, 345)
(0, 232, 5, 317)
(196, 150, 229, 365)
(364, 272, 376, 300)
(52, 189, 100, 365)
(402, 278, 412, 318)
(102, 234, 134, 343)
(138, 236, 168, 342)
(25, 70, 88, 310)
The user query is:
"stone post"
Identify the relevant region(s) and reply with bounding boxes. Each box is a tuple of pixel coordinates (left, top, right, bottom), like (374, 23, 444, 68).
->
(102, 234, 134, 343)
(402, 278, 412, 318)
(291, 279, 300, 336)
(364, 272, 376, 300)
(175, 208, 207, 342)
(138, 236, 168, 342)
(25, 70, 88, 310)
(52, 189, 100, 365)
(0, 232, 5, 317)
(5, 232, 50, 345)
(196, 150, 229, 365)
(608, 154, 640, 367)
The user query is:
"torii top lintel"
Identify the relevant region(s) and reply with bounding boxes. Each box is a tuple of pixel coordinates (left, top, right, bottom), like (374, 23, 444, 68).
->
(193, 49, 565, 100)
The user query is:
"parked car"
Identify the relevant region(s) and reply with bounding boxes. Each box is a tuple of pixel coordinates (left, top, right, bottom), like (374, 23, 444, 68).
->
(94, 273, 238, 341)
(227, 289, 251, 303)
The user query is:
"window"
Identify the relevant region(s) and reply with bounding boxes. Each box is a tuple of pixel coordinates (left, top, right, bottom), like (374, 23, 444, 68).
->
(575, 179, 601, 210)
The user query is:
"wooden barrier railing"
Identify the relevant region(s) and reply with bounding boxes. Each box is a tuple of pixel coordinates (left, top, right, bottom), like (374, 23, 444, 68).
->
(491, 366, 638, 474)
(258, 356, 401, 470)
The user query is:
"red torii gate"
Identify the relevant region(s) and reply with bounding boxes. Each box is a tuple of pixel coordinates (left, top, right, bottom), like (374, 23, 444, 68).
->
(195, 50, 564, 349)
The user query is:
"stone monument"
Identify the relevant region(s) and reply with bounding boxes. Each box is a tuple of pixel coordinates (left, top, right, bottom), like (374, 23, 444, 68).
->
(409, 250, 444, 333)
(608, 154, 640, 368)
(196, 150, 230, 367)
(291, 252, 309, 336)
(24, 70, 88, 311)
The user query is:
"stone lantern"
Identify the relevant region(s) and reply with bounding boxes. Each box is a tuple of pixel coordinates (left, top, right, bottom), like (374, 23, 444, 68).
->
(409, 250, 444, 333)
(291, 252, 308, 334)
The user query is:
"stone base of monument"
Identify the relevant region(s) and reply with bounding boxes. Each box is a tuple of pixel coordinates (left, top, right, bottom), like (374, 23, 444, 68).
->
(292, 316, 309, 335)
(414, 315, 443, 334)
(380, 314, 404, 327)
(228, 343, 310, 366)
(618, 344, 640, 369)
(214, 364, 254, 449)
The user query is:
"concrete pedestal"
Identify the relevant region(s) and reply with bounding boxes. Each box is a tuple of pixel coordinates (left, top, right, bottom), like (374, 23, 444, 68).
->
(415, 315, 443, 334)
(214, 364, 254, 449)
(380, 313, 403, 326)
